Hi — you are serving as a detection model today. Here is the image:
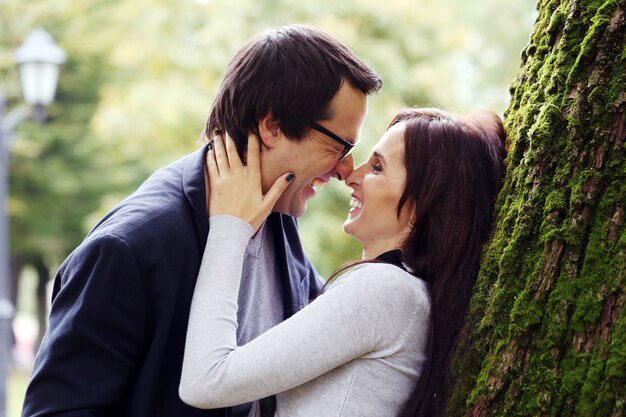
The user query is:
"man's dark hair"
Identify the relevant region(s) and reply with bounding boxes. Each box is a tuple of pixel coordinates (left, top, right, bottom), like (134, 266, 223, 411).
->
(205, 25, 382, 157)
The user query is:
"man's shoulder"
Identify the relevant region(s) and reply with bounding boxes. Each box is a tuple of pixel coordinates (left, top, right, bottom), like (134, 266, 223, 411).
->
(87, 150, 206, 249)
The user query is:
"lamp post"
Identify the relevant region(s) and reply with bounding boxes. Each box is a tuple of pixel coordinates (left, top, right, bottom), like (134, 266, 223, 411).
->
(0, 28, 65, 417)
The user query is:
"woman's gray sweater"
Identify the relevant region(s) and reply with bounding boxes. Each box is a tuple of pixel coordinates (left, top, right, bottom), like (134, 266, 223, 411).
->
(180, 216, 430, 416)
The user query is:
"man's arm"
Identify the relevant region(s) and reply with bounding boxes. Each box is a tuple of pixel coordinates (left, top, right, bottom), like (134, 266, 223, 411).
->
(22, 234, 147, 417)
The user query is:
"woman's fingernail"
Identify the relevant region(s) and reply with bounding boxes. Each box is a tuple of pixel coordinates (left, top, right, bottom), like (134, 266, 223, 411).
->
(207, 140, 214, 150)
(286, 173, 295, 182)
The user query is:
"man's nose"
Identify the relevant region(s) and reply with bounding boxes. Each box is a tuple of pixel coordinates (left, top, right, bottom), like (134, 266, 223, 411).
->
(334, 153, 355, 181)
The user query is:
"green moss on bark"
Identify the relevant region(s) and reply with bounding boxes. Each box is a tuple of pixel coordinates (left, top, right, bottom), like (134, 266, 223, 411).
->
(447, 0, 626, 415)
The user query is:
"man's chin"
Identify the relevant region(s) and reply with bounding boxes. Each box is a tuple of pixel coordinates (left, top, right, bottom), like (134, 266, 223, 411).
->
(271, 187, 315, 218)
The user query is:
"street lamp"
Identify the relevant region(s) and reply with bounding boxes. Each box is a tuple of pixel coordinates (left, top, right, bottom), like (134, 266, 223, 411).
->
(14, 29, 67, 122)
(0, 28, 66, 417)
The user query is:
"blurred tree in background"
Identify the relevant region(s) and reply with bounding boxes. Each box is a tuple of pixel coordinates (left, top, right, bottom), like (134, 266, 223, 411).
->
(1, 1, 124, 346)
(1, 0, 535, 336)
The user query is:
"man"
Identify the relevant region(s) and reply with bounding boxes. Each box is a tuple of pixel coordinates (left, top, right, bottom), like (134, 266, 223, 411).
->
(22, 25, 381, 417)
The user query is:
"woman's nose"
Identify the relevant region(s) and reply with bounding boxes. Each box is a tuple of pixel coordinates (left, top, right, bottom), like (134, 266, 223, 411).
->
(344, 162, 365, 186)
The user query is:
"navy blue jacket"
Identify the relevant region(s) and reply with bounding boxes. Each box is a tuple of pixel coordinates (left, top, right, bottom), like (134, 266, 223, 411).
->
(22, 147, 320, 417)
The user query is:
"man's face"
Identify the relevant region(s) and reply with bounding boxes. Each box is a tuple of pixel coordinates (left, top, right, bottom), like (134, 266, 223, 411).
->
(269, 82, 368, 218)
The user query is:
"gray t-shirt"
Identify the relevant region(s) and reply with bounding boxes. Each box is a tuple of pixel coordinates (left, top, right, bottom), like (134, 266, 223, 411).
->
(180, 216, 431, 417)
(237, 221, 283, 345)
(233, 221, 283, 417)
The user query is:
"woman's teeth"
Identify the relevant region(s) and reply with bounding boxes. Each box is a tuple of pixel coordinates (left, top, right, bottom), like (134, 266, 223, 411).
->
(310, 179, 324, 192)
(349, 198, 363, 209)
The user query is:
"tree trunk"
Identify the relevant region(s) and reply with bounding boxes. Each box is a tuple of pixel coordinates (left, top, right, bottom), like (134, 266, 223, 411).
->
(447, 0, 626, 416)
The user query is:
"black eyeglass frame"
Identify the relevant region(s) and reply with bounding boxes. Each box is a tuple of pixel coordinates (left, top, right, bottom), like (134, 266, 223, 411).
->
(310, 122, 355, 161)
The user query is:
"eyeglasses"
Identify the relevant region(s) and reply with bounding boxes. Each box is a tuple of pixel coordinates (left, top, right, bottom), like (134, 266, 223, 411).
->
(310, 122, 355, 161)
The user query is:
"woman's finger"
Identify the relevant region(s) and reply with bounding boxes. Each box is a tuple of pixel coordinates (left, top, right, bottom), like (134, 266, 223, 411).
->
(246, 133, 261, 175)
(206, 142, 219, 185)
(224, 133, 243, 171)
(213, 134, 230, 173)
(261, 172, 294, 213)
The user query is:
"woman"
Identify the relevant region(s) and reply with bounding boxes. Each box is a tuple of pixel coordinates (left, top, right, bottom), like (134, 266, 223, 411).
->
(179, 108, 507, 417)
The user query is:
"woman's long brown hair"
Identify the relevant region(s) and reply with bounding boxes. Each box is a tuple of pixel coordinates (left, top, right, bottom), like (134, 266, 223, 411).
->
(392, 108, 507, 417)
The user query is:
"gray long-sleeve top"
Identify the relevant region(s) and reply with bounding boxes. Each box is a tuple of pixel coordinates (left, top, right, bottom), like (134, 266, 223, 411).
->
(180, 216, 431, 416)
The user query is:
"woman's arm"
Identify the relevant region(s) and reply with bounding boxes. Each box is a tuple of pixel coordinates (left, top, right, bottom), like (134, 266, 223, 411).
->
(179, 215, 427, 408)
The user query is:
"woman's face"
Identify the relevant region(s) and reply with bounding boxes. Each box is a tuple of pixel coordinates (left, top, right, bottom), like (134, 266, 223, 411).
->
(343, 122, 412, 259)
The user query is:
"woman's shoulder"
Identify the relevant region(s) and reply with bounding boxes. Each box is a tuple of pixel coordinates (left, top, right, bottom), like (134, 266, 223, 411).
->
(331, 262, 427, 291)
(329, 263, 430, 314)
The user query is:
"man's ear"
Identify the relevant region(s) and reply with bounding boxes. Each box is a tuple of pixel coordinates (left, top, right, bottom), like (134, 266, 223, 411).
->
(258, 112, 281, 149)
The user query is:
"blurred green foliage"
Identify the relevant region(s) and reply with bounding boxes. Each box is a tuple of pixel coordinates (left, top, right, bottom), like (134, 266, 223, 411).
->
(1, 0, 535, 278)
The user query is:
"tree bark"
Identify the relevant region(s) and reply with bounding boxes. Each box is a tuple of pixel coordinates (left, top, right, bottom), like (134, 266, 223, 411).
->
(448, 0, 626, 416)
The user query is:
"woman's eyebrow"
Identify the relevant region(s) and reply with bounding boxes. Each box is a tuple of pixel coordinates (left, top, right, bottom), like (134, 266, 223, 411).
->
(373, 151, 387, 166)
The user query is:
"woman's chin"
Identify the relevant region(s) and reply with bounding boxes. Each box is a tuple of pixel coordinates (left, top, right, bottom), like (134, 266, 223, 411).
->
(342, 220, 359, 240)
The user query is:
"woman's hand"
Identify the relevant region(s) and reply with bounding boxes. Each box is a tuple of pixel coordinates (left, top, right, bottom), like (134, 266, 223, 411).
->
(206, 133, 294, 232)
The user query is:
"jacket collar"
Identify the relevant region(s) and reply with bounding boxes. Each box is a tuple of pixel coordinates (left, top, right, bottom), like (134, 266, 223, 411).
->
(182, 145, 210, 244)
